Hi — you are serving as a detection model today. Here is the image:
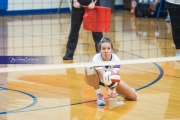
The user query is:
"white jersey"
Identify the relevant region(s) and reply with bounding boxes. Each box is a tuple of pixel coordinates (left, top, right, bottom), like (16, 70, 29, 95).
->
(166, 0, 180, 5)
(92, 53, 121, 82)
(93, 53, 121, 71)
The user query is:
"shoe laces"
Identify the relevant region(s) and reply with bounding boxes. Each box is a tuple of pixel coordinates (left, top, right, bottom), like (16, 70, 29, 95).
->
(98, 94, 104, 100)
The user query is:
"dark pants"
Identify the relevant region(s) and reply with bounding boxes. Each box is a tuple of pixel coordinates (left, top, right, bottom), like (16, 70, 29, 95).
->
(65, 0, 103, 57)
(166, 2, 180, 49)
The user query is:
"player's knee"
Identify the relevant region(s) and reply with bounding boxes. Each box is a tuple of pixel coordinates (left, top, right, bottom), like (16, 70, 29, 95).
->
(124, 92, 138, 101)
(131, 92, 138, 101)
(123, 88, 138, 101)
(86, 66, 97, 75)
(130, 87, 138, 101)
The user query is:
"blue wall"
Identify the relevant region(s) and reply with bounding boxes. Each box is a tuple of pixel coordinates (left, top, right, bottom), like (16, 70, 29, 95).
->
(0, 0, 8, 10)
(0, 0, 124, 16)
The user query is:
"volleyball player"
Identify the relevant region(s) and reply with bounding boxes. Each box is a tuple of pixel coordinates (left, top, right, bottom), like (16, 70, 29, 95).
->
(84, 38, 138, 106)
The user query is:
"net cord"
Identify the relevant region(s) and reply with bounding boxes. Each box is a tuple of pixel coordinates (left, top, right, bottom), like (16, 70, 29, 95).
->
(0, 57, 179, 73)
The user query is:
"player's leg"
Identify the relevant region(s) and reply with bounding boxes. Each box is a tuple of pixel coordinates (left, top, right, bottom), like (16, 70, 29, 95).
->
(84, 67, 106, 106)
(84, 68, 100, 89)
(116, 80, 138, 100)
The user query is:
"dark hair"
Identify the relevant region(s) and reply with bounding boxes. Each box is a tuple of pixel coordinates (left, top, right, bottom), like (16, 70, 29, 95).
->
(98, 37, 113, 51)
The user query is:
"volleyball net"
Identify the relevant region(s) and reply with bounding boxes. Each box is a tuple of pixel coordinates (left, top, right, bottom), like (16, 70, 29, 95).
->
(0, 0, 179, 67)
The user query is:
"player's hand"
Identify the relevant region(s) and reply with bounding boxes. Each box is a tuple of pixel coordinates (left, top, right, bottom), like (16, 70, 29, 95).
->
(73, 1, 81, 8)
(111, 87, 118, 98)
(88, 2, 96, 9)
(107, 87, 118, 98)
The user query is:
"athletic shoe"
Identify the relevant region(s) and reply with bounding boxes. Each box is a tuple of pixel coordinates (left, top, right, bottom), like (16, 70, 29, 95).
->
(176, 51, 180, 57)
(63, 54, 73, 60)
(165, 15, 171, 22)
(96, 93, 106, 106)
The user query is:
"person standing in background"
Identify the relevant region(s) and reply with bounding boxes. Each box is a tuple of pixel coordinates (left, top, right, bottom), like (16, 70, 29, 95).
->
(165, 0, 180, 56)
(63, 0, 103, 60)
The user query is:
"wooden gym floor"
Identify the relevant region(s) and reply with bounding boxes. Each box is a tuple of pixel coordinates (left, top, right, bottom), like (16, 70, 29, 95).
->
(0, 10, 180, 120)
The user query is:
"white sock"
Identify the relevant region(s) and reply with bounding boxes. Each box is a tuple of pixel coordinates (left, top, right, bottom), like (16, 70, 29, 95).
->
(95, 89, 102, 95)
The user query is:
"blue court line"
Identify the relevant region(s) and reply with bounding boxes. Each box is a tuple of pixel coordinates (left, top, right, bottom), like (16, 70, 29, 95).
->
(118, 50, 164, 91)
(0, 100, 98, 114)
(0, 84, 4, 90)
(136, 62, 163, 91)
(0, 51, 164, 114)
(0, 87, 38, 114)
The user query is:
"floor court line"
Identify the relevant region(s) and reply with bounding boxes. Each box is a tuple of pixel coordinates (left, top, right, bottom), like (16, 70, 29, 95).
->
(0, 86, 38, 114)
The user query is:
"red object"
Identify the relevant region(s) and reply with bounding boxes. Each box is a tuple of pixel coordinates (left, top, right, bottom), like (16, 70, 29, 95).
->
(110, 72, 120, 83)
(83, 6, 111, 32)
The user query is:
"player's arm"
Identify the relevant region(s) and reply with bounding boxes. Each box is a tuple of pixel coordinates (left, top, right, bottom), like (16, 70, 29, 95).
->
(95, 67, 105, 76)
(105, 85, 118, 98)
(95, 67, 118, 98)
(113, 54, 121, 72)
(113, 65, 121, 72)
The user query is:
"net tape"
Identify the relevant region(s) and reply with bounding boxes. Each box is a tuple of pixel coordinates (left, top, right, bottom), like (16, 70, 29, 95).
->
(0, 57, 179, 73)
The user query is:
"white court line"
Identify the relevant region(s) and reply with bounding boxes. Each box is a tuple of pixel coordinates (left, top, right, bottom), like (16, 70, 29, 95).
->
(0, 57, 179, 73)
